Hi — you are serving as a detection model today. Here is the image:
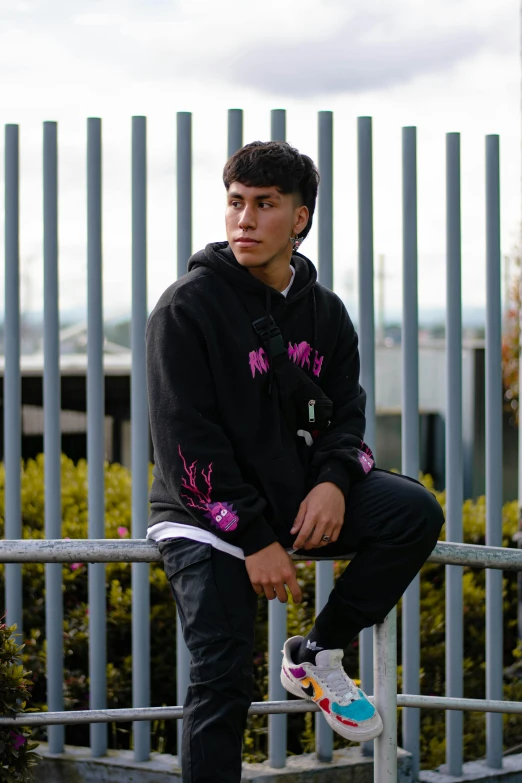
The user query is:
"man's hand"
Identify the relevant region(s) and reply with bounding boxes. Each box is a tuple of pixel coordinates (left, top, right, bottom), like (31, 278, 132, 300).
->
(245, 542, 302, 604)
(291, 482, 345, 550)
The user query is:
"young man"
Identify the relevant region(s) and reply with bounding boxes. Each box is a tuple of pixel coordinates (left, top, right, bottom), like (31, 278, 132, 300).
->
(146, 141, 444, 783)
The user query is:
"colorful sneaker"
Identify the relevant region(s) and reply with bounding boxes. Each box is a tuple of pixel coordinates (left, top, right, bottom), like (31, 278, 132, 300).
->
(281, 635, 383, 742)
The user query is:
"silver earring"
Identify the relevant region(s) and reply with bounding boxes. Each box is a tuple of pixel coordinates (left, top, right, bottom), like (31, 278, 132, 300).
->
(291, 234, 302, 251)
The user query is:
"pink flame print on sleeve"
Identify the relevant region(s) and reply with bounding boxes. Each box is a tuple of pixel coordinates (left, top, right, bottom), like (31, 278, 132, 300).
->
(178, 445, 239, 532)
(248, 340, 324, 379)
(358, 442, 375, 474)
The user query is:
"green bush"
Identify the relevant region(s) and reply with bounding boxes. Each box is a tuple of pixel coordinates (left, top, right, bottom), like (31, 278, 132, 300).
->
(1, 456, 522, 769)
(0, 621, 39, 782)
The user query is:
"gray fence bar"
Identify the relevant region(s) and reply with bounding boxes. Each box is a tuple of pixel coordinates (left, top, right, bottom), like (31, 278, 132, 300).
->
(176, 112, 192, 280)
(176, 613, 190, 761)
(356, 118, 376, 449)
(3, 538, 521, 569)
(485, 133, 503, 770)
(87, 117, 107, 757)
(357, 116, 375, 755)
(270, 109, 286, 145)
(314, 564, 334, 762)
(131, 116, 151, 762)
(317, 111, 333, 291)
(315, 108, 335, 762)
(4, 124, 22, 637)
(43, 120, 65, 754)
(8, 689, 522, 729)
(227, 109, 243, 158)
(175, 110, 193, 763)
(268, 592, 287, 769)
(0, 701, 316, 728)
(315, 116, 336, 772)
(267, 108, 288, 769)
(445, 132, 464, 776)
(401, 125, 420, 777)
(373, 609, 397, 783)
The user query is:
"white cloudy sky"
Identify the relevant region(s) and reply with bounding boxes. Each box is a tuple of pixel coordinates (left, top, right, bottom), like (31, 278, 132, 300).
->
(0, 0, 519, 323)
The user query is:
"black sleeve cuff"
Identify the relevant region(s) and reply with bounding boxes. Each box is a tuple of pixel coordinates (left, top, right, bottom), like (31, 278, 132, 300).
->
(314, 459, 351, 497)
(235, 516, 278, 557)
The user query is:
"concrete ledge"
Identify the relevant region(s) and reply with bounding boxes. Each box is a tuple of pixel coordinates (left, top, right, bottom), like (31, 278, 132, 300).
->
(420, 753, 522, 782)
(242, 747, 413, 781)
(35, 743, 414, 782)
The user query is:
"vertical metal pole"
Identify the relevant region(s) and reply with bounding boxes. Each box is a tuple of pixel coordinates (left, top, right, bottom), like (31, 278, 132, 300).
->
(315, 109, 334, 763)
(373, 609, 397, 783)
(227, 109, 243, 158)
(267, 108, 288, 769)
(445, 132, 464, 776)
(176, 113, 192, 281)
(517, 2, 522, 663)
(268, 593, 287, 769)
(131, 116, 150, 762)
(357, 116, 375, 757)
(176, 614, 190, 762)
(87, 118, 107, 757)
(317, 111, 333, 291)
(485, 134, 503, 770)
(401, 126, 420, 778)
(518, 0, 522, 646)
(43, 121, 64, 753)
(271, 109, 286, 144)
(314, 565, 334, 762)
(4, 124, 22, 637)
(176, 111, 193, 763)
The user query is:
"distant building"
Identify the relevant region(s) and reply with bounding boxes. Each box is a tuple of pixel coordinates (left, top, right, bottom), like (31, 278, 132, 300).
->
(0, 329, 516, 501)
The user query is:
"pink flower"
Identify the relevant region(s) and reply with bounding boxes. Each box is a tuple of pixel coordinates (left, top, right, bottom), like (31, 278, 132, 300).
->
(117, 526, 129, 538)
(70, 563, 83, 571)
(10, 731, 25, 750)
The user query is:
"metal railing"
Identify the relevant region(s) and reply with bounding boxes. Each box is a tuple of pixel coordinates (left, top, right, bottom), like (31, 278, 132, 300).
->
(1, 538, 522, 783)
(2, 106, 508, 776)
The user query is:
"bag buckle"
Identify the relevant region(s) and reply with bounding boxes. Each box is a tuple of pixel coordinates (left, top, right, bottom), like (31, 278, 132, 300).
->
(252, 315, 286, 357)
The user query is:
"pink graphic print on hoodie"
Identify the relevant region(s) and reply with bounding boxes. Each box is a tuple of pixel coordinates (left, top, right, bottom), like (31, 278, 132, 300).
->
(178, 445, 239, 532)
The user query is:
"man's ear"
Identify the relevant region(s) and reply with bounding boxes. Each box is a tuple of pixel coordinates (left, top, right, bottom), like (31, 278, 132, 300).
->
(294, 205, 309, 236)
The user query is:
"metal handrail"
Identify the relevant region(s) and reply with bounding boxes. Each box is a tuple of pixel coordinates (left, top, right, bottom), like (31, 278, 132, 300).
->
(2, 538, 522, 783)
(1, 538, 521, 570)
(2, 694, 522, 729)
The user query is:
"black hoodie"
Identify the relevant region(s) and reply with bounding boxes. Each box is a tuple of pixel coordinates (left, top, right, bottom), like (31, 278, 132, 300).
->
(146, 242, 374, 556)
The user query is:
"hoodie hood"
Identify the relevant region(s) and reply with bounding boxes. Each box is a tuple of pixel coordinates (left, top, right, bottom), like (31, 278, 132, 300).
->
(188, 241, 317, 303)
(189, 242, 319, 394)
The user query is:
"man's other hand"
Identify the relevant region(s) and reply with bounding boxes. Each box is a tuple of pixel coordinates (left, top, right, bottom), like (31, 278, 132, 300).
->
(291, 482, 345, 550)
(245, 542, 302, 604)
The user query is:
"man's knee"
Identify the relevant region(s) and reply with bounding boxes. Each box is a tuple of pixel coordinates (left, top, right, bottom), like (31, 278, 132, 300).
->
(406, 483, 445, 550)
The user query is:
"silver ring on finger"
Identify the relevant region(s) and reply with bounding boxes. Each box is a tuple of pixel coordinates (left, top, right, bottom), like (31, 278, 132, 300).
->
(322, 534, 331, 542)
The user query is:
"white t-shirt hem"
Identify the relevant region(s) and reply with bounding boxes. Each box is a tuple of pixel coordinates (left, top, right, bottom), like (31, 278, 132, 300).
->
(147, 521, 245, 560)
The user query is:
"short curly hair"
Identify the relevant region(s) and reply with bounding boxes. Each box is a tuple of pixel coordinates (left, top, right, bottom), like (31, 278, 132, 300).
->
(223, 141, 320, 241)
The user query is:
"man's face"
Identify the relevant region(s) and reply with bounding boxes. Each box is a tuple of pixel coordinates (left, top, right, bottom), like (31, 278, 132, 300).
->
(225, 181, 308, 270)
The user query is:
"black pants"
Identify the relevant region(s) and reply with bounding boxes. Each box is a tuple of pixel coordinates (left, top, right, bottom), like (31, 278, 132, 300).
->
(159, 468, 444, 783)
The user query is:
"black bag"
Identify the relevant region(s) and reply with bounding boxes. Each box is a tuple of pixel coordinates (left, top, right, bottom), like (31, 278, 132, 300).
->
(251, 312, 333, 438)
(218, 274, 333, 440)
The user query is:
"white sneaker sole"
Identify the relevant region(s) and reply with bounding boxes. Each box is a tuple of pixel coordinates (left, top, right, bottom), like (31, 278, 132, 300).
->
(280, 666, 384, 743)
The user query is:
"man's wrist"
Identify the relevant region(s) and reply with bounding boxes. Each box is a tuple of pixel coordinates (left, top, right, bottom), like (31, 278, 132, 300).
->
(245, 541, 283, 560)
